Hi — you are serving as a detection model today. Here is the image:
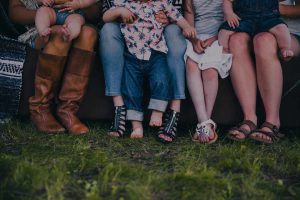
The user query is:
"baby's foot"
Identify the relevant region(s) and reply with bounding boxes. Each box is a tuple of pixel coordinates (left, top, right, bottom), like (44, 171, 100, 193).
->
(62, 24, 71, 42)
(281, 49, 294, 61)
(39, 27, 51, 43)
(149, 110, 163, 127)
(130, 127, 143, 139)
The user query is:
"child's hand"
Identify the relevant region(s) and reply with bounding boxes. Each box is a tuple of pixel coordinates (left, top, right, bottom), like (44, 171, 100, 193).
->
(190, 38, 204, 54)
(55, 0, 71, 5)
(155, 11, 169, 26)
(54, 0, 80, 12)
(225, 12, 240, 28)
(41, 0, 54, 6)
(119, 7, 136, 24)
(202, 36, 218, 48)
(183, 26, 196, 39)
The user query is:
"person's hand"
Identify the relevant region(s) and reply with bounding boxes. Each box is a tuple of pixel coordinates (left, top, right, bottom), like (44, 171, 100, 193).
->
(191, 38, 204, 54)
(225, 12, 240, 28)
(202, 36, 218, 48)
(54, 0, 80, 12)
(183, 26, 196, 38)
(119, 7, 136, 24)
(41, 0, 54, 6)
(155, 11, 169, 25)
(55, 0, 71, 5)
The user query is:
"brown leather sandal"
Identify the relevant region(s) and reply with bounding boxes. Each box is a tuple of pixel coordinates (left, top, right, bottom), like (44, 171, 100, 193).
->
(227, 120, 257, 141)
(248, 122, 284, 144)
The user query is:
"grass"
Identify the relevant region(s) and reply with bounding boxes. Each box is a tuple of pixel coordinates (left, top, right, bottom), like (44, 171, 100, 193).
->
(1, 120, 300, 200)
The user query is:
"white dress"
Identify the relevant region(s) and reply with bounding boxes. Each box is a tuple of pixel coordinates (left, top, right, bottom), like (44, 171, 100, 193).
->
(184, 0, 232, 79)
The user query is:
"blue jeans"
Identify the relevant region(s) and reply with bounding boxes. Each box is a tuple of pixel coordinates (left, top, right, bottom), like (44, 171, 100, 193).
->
(122, 50, 171, 121)
(99, 23, 186, 99)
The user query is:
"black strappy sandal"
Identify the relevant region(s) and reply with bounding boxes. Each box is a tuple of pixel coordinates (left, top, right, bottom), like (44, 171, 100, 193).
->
(156, 109, 180, 144)
(108, 105, 127, 137)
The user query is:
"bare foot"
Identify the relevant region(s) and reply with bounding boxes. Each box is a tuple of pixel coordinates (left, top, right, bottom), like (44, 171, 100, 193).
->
(149, 110, 163, 127)
(40, 27, 51, 43)
(62, 24, 71, 42)
(281, 49, 294, 61)
(130, 127, 143, 139)
(131, 121, 143, 139)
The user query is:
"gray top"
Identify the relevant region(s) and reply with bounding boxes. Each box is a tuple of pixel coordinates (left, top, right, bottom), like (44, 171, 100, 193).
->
(281, 0, 300, 36)
(193, 0, 224, 38)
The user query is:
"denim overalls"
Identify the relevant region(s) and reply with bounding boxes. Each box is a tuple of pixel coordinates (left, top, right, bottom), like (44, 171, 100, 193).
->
(220, 0, 286, 36)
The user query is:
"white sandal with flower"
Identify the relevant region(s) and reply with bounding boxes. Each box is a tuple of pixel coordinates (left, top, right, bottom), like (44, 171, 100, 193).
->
(192, 119, 218, 144)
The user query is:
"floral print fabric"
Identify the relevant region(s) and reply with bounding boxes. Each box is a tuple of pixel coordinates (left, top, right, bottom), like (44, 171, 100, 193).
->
(112, 0, 183, 60)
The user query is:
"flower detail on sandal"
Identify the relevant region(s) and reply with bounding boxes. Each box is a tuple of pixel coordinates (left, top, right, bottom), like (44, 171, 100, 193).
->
(192, 119, 218, 144)
(108, 105, 127, 137)
(156, 109, 180, 144)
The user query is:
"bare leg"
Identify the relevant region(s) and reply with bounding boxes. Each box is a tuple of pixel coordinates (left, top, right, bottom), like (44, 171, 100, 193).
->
(202, 68, 218, 118)
(228, 33, 257, 139)
(73, 25, 98, 51)
(269, 24, 294, 60)
(62, 14, 85, 42)
(149, 110, 163, 127)
(131, 121, 143, 139)
(290, 34, 300, 57)
(35, 7, 56, 42)
(218, 29, 235, 52)
(186, 58, 211, 142)
(169, 100, 181, 112)
(251, 33, 282, 141)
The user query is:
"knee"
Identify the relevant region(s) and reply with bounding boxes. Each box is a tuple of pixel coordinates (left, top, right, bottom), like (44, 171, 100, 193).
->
(229, 33, 251, 54)
(186, 59, 199, 74)
(80, 26, 98, 44)
(100, 23, 121, 40)
(270, 24, 287, 33)
(253, 33, 277, 56)
(37, 7, 55, 19)
(202, 68, 218, 81)
(164, 25, 187, 56)
(49, 28, 71, 50)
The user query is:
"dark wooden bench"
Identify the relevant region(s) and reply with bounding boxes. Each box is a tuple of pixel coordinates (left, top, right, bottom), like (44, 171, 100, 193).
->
(19, 47, 300, 127)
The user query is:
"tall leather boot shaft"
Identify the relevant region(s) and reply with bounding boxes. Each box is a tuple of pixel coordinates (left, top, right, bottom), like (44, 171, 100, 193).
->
(57, 48, 95, 135)
(29, 52, 67, 133)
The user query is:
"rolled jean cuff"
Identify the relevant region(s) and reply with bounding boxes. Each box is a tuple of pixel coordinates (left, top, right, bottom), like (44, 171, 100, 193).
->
(105, 91, 122, 97)
(127, 109, 144, 121)
(148, 99, 168, 112)
(173, 95, 186, 100)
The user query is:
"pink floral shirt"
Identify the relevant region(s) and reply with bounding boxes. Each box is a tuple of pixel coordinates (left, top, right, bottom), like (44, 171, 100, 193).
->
(112, 0, 183, 60)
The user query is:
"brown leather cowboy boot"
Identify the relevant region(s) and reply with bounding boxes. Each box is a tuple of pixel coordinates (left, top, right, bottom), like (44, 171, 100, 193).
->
(29, 52, 67, 133)
(57, 48, 94, 135)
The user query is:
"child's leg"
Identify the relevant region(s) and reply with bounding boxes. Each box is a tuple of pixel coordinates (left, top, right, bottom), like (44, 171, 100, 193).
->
(121, 54, 144, 138)
(202, 68, 219, 118)
(186, 57, 208, 122)
(62, 14, 85, 42)
(35, 7, 56, 41)
(147, 54, 170, 127)
(218, 29, 235, 53)
(187, 58, 217, 142)
(269, 24, 294, 60)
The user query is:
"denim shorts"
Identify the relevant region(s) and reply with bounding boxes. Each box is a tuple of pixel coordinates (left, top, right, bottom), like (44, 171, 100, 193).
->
(220, 13, 286, 37)
(54, 9, 84, 25)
